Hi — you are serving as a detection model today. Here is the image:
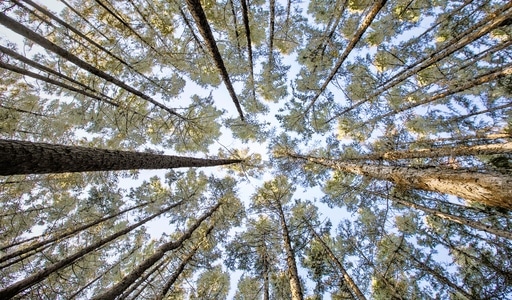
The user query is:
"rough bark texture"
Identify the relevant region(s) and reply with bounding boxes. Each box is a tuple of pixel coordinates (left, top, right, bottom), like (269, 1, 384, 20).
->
(305, 220, 366, 300)
(0, 139, 242, 175)
(276, 203, 303, 300)
(184, 0, 245, 121)
(0, 202, 182, 299)
(91, 202, 221, 300)
(288, 153, 512, 210)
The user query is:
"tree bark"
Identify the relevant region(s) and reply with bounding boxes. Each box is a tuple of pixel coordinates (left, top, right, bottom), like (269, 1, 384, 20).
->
(184, 0, 245, 121)
(305, 220, 366, 300)
(0, 12, 185, 120)
(240, 0, 256, 101)
(349, 141, 512, 161)
(0, 201, 183, 299)
(276, 202, 303, 300)
(0, 139, 242, 175)
(287, 152, 512, 210)
(90, 202, 221, 300)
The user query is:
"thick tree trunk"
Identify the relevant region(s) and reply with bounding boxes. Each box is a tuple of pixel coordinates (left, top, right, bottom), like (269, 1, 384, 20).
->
(305, 220, 366, 300)
(288, 153, 512, 210)
(90, 202, 221, 300)
(0, 201, 182, 299)
(276, 203, 303, 300)
(303, 0, 386, 115)
(0, 12, 185, 119)
(0, 201, 150, 266)
(0, 139, 242, 175)
(262, 246, 270, 300)
(184, 0, 245, 121)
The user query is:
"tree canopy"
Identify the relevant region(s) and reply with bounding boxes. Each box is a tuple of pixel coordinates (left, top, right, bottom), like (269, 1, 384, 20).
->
(1, 0, 511, 299)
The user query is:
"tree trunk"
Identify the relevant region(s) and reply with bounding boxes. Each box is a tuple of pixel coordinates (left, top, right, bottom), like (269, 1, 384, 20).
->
(90, 202, 221, 300)
(0, 201, 150, 266)
(0, 12, 185, 120)
(350, 141, 512, 161)
(0, 139, 242, 175)
(303, 0, 386, 115)
(391, 196, 512, 240)
(287, 152, 512, 209)
(184, 0, 245, 121)
(0, 201, 183, 299)
(305, 220, 366, 300)
(240, 0, 256, 101)
(276, 203, 303, 300)
(156, 225, 214, 300)
(334, 2, 512, 117)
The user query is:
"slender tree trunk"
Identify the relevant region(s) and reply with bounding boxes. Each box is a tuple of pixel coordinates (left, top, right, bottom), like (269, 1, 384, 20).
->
(262, 245, 270, 300)
(67, 245, 141, 299)
(0, 201, 183, 299)
(0, 139, 242, 175)
(184, 0, 245, 121)
(229, 0, 242, 54)
(0, 201, 150, 266)
(276, 203, 303, 300)
(390, 196, 512, 240)
(0, 12, 185, 120)
(287, 152, 512, 209)
(119, 256, 171, 299)
(397, 247, 473, 300)
(334, 2, 512, 117)
(349, 141, 512, 161)
(0, 60, 132, 115)
(156, 225, 214, 300)
(303, 0, 386, 115)
(90, 202, 221, 300)
(268, 0, 275, 67)
(13, 0, 167, 93)
(240, 0, 256, 101)
(305, 220, 366, 300)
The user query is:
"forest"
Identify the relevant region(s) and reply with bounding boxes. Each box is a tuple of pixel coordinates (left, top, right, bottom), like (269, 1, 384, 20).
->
(0, 0, 511, 299)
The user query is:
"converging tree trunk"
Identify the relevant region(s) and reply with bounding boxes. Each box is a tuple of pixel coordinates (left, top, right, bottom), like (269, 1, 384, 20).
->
(0, 201, 183, 299)
(287, 152, 512, 210)
(305, 220, 366, 300)
(0, 139, 242, 175)
(90, 202, 221, 300)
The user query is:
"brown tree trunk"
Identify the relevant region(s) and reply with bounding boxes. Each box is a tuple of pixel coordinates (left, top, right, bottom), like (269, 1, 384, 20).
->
(0, 139, 242, 175)
(0, 12, 185, 119)
(390, 196, 512, 240)
(156, 225, 214, 300)
(90, 202, 221, 300)
(0, 201, 183, 299)
(305, 220, 366, 300)
(0, 201, 150, 266)
(184, 0, 245, 121)
(240, 0, 256, 101)
(276, 203, 303, 300)
(287, 152, 512, 210)
(350, 141, 512, 161)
